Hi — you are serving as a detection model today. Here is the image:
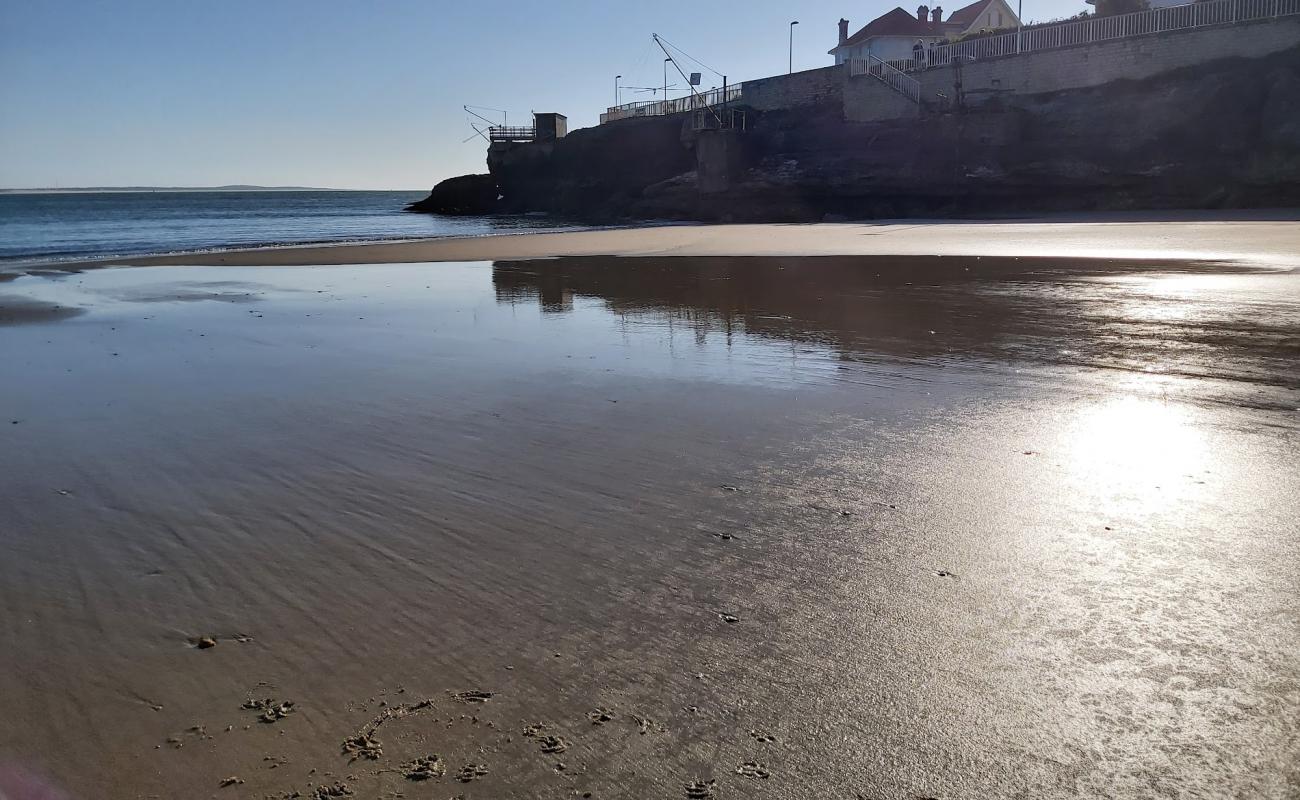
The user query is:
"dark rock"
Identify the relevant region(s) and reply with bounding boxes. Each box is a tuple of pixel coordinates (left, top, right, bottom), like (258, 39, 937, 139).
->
(405, 174, 499, 216)
(481, 45, 1300, 221)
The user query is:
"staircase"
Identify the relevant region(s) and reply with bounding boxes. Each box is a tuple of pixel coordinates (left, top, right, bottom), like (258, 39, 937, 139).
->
(848, 55, 922, 103)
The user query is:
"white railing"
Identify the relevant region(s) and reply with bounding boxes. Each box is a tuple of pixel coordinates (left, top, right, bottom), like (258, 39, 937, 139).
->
(922, 0, 1300, 68)
(600, 84, 744, 124)
(848, 55, 922, 102)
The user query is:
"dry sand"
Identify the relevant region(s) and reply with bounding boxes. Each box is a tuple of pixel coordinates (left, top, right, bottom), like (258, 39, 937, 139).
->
(1, 222, 1299, 799)
(43, 213, 1300, 270)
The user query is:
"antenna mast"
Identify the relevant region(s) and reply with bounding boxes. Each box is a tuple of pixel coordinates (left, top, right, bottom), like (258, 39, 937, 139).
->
(652, 34, 724, 126)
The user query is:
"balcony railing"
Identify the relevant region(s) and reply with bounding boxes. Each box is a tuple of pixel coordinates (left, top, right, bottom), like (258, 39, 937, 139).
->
(488, 126, 537, 142)
(600, 84, 744, 124)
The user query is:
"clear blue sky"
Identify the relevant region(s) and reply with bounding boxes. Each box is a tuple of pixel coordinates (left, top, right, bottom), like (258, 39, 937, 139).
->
(0, 0, 1085, 190)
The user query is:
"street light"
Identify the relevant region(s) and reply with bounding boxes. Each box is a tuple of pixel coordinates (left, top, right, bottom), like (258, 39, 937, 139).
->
(1016, 0, 1023, 52)
(789, 20, 799, 74)
(615, 75, 622, 107)
(664, 57, 672, 110)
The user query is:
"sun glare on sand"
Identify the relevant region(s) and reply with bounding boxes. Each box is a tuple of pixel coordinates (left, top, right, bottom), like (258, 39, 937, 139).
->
(1062, 389, 1210, 516)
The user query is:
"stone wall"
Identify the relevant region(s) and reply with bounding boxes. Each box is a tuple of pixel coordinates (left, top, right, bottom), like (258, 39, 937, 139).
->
(843, 74, 922, 122)
(918, 16, 1300, 105)
(741, 66, 843, 111)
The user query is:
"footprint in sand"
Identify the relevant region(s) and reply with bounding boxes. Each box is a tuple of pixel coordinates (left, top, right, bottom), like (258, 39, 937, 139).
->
(736, 762, 771, 779)
(522, 722, 549, 738)
(538, 734, 569, 753)
(747, 729, 776, 743)
(189, 633, 254, 649)
(163, 725, 210, 749)
(403, 754, 446, 780)
(587, 707, 616, 725)
(685, 779, 717, 798)
(455, 763, 489, 782)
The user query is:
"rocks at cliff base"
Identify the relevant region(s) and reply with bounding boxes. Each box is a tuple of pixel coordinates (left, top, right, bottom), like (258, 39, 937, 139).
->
(405, 174, 499, 216)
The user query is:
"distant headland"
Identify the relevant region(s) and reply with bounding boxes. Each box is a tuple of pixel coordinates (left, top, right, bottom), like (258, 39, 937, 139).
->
(0, 185, 345, 194)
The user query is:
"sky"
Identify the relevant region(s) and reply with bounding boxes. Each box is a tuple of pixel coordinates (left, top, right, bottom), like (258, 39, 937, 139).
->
(0, 0, 1087, 190)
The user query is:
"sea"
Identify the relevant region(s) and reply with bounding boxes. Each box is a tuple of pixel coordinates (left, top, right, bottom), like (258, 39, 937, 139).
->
(0, 190, 590, 267)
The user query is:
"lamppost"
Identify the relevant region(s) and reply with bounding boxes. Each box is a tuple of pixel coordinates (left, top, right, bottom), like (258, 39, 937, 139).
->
(663, 57, 672, 111)
(789, 20, 799, 74)
(1017, 0, 1024, 52)
(615, 75, 622, 107)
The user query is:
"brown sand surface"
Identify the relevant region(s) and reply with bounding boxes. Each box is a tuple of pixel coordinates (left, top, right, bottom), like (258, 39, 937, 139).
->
(34, 214, 1300, 270)
(1, 250, 1298, 799)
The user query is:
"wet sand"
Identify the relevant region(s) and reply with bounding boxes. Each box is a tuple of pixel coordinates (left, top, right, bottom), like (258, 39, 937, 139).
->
(1, 244, 1299, 799)
(21, 212, 1300, 272)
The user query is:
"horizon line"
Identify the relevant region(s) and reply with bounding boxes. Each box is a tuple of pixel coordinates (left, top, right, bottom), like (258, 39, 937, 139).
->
(0, 185, 428, 194)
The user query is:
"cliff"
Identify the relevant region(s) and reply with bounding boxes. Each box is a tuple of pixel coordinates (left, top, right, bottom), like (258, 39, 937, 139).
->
(419, 41, 1300, 221)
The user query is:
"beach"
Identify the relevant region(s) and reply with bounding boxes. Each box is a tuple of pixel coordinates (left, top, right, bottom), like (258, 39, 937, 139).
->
(66, 213, 1300, 268)
(2, 219, 1299, 799)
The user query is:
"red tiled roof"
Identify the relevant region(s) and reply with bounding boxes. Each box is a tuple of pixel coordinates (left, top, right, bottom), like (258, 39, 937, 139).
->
(833, 0, 1005, 52)
(839, 7, 947, 48)
(946, 0, 998, 28)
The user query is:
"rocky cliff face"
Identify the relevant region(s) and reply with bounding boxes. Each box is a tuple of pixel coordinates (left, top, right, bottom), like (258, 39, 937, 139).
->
(474, 45, 1300, 221)
(405, 174, 498, 215)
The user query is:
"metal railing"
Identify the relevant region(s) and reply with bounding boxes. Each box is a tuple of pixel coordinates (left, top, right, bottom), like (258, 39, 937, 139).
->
(921, 0, 1300, 68)
(488, 126, 537, 142)
(692, 108, 748, 131)
(848, 55, 922, 102)
(600, 84, 744, 124)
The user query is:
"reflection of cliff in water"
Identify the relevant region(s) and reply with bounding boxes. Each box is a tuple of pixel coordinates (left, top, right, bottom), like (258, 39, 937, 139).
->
(492, 256, 1298, 401)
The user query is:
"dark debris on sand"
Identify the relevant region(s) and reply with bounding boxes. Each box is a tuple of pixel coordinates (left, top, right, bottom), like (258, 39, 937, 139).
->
(340, 732, 382, 761)
(242, 697, 295, 724)
(403, 754, 447, 780)
(281, 783, 353, 799)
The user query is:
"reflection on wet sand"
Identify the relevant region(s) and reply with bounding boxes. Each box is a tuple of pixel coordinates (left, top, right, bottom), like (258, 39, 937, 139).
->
(0, 257, 1297, 800)
(493, 256, 1300, 407)
(0, 294, 85, 325)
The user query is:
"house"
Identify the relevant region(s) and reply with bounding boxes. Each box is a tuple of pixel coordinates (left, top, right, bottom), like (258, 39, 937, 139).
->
(1085, 0, 1190, 9)
(829, 0, 1022, 64)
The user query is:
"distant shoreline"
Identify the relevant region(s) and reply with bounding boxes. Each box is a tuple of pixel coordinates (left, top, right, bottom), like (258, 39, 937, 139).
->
(0, 186, 424, 194)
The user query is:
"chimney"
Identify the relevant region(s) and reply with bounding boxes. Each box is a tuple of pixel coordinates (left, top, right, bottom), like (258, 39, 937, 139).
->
(917, 5, 930, 22)
(839, 18, 850, 44)
(932, 6, 943, 22)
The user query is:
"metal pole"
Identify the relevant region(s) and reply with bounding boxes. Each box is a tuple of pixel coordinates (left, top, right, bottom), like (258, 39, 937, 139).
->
(664, 58, 671, 111)
(789, 21, 799, 73)
(1017, 0, 1023, 52)
(615, 75, 621, 107)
